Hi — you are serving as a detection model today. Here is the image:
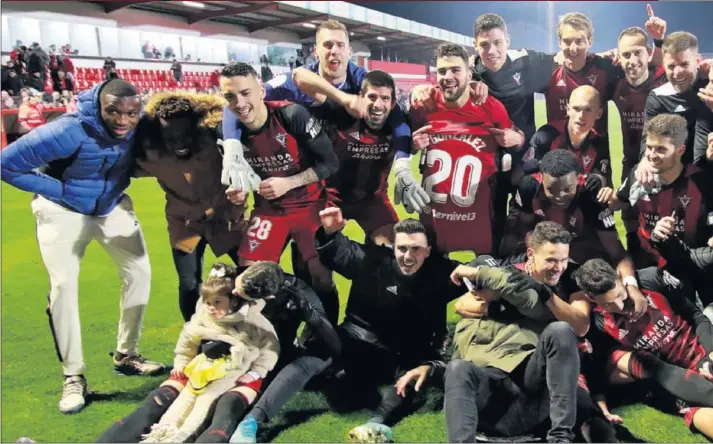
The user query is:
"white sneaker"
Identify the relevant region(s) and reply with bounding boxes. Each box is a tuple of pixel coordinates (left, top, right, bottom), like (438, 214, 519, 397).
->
(59, 375, 87, 414)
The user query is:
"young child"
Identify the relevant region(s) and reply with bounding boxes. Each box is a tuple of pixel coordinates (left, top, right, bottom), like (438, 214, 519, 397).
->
(141, 263, 279, 443)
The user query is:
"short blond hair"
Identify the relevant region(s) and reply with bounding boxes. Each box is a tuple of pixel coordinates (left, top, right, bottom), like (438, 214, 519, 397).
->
(558, 13, 593, 41)
(662, 31, 698, 56)
(317, 19, 349, 42)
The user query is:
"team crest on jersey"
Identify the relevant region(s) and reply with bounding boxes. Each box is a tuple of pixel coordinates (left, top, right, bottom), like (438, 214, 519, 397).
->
(570, 216, 577, 227)
(350, 131, 360, 141)
(582, 155, 592, 167)
(707, 212, 713, 226)
(274, 133, 287, 148)
(512, 72, 521, 85)
(587, 73, 598, 85)
(248, 239, 261, 252)
(522, 146, 535, 162)
(678, 194, 691, 209)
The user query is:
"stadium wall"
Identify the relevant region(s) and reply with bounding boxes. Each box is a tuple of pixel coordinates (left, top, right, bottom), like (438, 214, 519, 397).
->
(1, 1, 372, 57)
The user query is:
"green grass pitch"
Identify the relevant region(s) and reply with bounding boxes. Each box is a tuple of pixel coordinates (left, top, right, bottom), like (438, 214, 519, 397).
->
(0, 101, 705, 442)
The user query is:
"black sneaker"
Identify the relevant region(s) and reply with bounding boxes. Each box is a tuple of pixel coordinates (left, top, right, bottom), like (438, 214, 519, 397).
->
(111, 352, 165, 376)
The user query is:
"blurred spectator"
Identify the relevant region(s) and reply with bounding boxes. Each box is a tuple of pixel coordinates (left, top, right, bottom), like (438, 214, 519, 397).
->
(288, 56, 296, 69)
(20, 88, 30, 104)
(61, 54, 74, 75)
(260, 59, 274, 83)
(142, 41, 153, 59)
(48, 48, 63, 87)
(209, 69, 220, 88)
(50, 91, 62, 106)
(32, 43, 50, 67)
(2, 61, 24, 96)
(62, 90, 78, 113)
(2, 90, 16, 108)
(25, 71, 44, 92)
(103, 57, 116, 74)
(53, 71, 74, 93)
(14, 46, 27, 75)
(164, 46, 175, 60)
(60, 44, 76, 55)
(152, 47, 161, 59)
(26, 47, 46, 81)
(184, 54, 192, 62)
(171, 59, 183, 82)
(18, 91, 46, 134)
(42, 91, 54, 105)
(106, 68, 119, 80)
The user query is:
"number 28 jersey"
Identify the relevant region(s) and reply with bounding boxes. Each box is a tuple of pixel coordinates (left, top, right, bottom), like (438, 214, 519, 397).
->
(409, 94, 514, 254)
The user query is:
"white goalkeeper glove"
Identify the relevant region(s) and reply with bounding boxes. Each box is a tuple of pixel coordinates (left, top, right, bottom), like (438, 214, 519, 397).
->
(394, 157, 431, 214)
(220, 138, 261, 193)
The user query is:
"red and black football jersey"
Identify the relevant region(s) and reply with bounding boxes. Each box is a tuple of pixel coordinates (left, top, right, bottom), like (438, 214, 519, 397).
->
(409, 92, 513, 254)
(506, 172, 616, 264)
(240, 101, 336, 213)
(545, 55, 622, 137)
(591, 287, 705, 370)
(313, 98, 396, 203)
(612, 65, 667, 178)
(616, 164, 713, 268)
(530, 121, 612, 184)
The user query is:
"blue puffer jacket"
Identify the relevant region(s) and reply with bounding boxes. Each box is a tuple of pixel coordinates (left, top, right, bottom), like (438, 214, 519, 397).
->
(1, 82, 136, 216)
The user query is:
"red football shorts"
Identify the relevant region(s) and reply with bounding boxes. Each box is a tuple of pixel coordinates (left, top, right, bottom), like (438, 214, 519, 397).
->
(335, 192, 399, 235)
(238, 204, 323, 263)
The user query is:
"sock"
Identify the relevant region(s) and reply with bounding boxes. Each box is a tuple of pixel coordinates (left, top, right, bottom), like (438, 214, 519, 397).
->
(369, 385, 406, 426)
(633, 353, 713, 407)
(194, 392, 249, 443)
(96, 386, 179, 443)
(114, 351, 127, 362)
(251, 407, 267, 423)
(316, 287, 339, 326)
(625, 232, 643, 266)
(290, 241, 312, 284)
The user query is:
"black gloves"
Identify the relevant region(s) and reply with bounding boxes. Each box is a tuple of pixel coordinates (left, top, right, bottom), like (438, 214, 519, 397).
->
(506, 271, 554, 304)
(201, 340, 232, 359)
(584, 174, 603, 195)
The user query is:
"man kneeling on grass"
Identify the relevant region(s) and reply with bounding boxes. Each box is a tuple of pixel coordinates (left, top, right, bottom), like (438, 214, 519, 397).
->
(231, 209, 470, 443)
(396, 222, 584, 443)
(574, 258, 713, 439)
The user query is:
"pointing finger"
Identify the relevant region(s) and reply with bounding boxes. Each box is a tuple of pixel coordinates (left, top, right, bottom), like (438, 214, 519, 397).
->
(647, 4, 654, 18)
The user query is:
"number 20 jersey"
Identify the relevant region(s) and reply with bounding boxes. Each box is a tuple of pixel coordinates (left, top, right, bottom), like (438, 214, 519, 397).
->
(409, 94, 514, 254)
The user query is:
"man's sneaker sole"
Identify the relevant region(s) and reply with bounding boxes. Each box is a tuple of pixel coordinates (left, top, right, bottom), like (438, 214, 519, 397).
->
(59, 403, 86, 415)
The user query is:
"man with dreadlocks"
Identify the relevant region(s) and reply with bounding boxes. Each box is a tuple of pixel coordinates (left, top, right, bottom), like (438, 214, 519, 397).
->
(133, 92, 247, 321)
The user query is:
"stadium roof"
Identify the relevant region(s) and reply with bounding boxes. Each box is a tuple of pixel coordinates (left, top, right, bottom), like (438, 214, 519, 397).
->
(83, 0, 474, 57)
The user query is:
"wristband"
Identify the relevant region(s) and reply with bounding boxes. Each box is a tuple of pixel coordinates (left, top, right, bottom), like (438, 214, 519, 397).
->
(246, 371, 261, 380)
(654, 39, 664, 48)
(623, 275, 639, 288)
